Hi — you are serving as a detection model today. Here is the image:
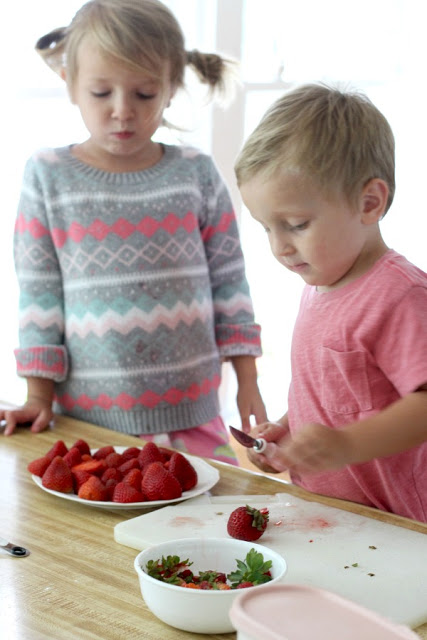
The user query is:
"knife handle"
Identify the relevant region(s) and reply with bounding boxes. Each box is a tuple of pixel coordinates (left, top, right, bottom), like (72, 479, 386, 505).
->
(254, 438, 268, 453)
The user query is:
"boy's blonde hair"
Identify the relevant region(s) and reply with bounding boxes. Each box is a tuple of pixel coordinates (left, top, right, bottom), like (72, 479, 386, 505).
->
(36, 0, 235, 103)
(235, 83, 395, 213)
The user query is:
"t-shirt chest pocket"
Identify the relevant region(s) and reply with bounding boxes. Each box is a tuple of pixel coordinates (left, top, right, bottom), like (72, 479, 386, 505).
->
(320, 347, 373, 414)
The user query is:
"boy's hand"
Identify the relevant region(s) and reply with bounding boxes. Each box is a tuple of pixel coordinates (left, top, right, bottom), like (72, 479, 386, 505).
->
(246, 420, 289, 472)
(1, 400, 54, 436)
(263, 422, 352, 474)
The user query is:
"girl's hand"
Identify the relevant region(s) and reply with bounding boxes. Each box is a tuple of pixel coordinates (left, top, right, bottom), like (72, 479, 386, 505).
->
(236, 382, 268, 433)
(263, 422, 352, 474)
(1, 400, 54, 436)
(230, 355, 268, 433)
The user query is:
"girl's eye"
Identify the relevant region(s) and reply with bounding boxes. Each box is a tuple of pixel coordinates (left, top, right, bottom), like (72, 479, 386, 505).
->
(136, 92, 156, 100)
(92, 91, 110, 98)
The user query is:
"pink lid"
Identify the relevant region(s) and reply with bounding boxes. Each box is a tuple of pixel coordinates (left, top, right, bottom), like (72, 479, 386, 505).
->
(229, 584, 419, 640)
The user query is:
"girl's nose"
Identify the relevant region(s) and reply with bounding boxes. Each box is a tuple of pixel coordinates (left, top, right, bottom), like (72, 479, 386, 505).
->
(112, 95, 134, 121)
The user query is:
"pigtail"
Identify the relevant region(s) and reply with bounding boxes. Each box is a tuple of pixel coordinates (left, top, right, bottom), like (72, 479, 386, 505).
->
(35, 27, 67, 77)
(186, 49, 239, 106)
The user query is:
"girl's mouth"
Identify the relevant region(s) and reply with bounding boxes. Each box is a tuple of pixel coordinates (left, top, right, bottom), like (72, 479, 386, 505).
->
(113, 131, 134, 140)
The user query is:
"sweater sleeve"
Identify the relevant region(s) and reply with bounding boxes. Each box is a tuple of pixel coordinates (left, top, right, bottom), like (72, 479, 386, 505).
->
(199, 156, 262, 358)
(13, 154, 68, 381)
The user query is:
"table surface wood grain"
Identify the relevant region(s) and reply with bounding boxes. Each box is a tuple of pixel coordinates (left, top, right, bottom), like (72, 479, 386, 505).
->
(1, 410, 426, 640)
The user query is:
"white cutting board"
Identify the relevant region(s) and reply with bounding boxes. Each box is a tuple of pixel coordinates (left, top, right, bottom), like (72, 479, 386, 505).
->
(115, 493, 427, 628)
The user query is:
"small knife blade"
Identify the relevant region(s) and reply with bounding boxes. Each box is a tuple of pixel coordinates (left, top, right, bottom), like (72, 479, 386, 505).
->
(229, 425, 267, 453)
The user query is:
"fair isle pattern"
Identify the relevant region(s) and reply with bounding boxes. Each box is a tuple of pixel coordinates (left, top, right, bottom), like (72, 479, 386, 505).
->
(14, 144, 261, 434)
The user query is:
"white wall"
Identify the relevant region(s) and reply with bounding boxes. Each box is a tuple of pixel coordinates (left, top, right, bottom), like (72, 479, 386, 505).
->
(1, 1, 426, 423)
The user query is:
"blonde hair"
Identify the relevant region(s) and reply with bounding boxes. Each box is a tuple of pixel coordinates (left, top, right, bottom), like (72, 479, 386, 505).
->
(36, 0, 235, 104)
(235, 83, 395, 213)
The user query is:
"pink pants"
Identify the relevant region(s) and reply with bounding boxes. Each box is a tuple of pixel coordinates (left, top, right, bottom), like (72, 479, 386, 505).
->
(140, 416, 238, 466)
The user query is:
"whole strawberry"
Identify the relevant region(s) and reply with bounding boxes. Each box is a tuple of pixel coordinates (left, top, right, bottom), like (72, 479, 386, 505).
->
(142, 461, 182, 501)
(227, 505, 269, 541)
(168, 452, 198, 491)
(42, 456, 74, 493)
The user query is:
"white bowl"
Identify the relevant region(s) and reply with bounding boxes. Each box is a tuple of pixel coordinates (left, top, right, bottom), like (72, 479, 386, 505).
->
(134, 537, 287, 634)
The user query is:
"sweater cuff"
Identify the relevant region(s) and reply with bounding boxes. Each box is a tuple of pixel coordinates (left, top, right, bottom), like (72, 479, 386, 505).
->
(14, 346, 68, 382)
(216, 323, 262, 357)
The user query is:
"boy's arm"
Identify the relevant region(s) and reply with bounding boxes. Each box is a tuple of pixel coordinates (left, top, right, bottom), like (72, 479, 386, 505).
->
(262, 387, 427, 473)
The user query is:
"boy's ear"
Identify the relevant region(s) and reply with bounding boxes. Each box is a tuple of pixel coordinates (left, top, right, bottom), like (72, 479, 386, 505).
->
(360, 178, 389, 224)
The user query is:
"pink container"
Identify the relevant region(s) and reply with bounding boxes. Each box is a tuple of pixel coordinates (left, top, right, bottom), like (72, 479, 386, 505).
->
(229, 584, 419, 640)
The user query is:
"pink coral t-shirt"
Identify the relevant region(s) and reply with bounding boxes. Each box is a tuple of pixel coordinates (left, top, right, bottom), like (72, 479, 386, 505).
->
(288, 250, 427, 521)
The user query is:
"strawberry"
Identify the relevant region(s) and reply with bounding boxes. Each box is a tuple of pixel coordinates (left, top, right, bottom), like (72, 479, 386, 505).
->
(71, 439, 91, 456)
(138, 441, 164, 468)
(112, 481, 145, 503)
(227, 548, 273, 588)
(72, 469, 93, 492)
(123, 468, 143, 491)
(101, 467, 122, 484)
(71, 459, 105, 475)
(105, 478, 119, 500)
(45, 440, 68, 461)
(93, 445, 115, 460)
(158, 447, 174, 462)
(120, 446, 141, 462)
(62, 446, 82, 469)
(141, 461, 182, 501)
(78, 475, 108, 501)
(119, 458, 140, 474)
(27, 455, 51, 477)
(168, 452, 198, 491)
(227, 505, 269, 541)
(104, 452, 123, 468)
(42, 456, 74, 493)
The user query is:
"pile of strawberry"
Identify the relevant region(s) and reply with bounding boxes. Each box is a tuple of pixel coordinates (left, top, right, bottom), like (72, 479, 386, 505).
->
(28, 439, 198, 503)
(145, 548, 273, 590)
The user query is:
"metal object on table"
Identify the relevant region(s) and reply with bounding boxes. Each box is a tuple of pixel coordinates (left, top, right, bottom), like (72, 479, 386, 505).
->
(0, 537, 30, 557)
(229, 425, 267, 453)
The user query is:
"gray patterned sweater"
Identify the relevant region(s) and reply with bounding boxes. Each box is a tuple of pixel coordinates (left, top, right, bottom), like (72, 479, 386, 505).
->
(14, 144, 262, 434)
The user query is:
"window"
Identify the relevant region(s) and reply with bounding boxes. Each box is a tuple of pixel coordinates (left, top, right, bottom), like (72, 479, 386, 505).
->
(1, 0, 426, 424)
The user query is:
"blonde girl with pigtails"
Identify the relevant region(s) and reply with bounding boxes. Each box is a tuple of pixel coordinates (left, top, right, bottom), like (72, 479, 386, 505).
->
(3, 0, 267, 464)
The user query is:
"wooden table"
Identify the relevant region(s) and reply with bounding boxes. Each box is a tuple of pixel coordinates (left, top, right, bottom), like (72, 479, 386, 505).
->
(1, 412, 426, 640)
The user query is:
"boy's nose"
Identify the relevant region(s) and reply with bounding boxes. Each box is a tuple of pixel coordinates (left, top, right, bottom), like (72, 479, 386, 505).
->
(270, 233, 294, 258)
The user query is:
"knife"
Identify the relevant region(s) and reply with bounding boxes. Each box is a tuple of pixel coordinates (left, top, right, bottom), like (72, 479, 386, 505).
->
(229, 425, 267, 453)
(0, 537, 30, 557)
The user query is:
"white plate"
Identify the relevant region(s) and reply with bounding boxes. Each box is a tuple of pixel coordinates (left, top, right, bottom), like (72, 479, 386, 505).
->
(32, 447, 220, 510)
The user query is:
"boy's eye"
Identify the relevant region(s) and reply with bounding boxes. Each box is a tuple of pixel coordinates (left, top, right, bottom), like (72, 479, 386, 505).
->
(92, 91, 110, 97)
(290, 221, 309, 231)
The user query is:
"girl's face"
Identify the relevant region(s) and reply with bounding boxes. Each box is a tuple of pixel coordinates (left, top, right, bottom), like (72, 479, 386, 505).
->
(240, 170, 386, 292)
(69, 37, 174, 172)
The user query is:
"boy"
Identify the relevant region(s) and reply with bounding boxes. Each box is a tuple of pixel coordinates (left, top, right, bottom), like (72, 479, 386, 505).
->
(235, 84, 427, 522)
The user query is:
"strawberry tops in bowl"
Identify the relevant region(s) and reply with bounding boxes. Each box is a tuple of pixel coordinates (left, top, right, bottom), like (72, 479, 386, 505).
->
(133, 537, 287, 634)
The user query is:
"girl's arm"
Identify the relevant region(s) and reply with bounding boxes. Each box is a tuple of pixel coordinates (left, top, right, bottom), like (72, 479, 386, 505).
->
(2, 377, 54, 436)
(262, 387, 427, 474)
(229, 355, 267, 432)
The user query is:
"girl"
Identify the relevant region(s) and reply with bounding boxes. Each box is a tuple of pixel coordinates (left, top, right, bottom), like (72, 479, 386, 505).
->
(2, 0, 267, 464)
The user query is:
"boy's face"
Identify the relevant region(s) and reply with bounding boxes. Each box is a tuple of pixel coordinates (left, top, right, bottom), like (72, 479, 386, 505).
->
(240, 170, 382, 292)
